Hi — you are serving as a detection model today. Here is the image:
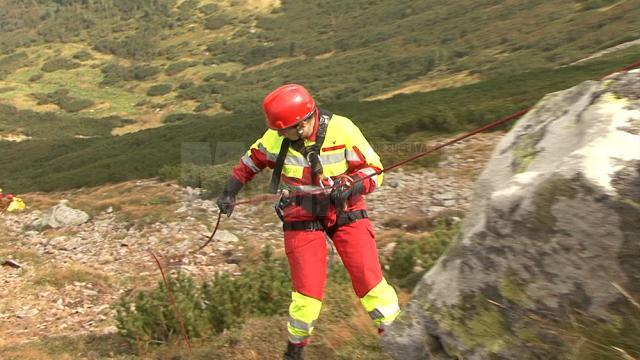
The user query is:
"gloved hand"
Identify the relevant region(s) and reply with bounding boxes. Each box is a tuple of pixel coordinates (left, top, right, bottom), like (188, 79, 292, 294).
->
(216, 192, 236, 216)
(330, 175, 365, 208)
(216, 176, 243, 216)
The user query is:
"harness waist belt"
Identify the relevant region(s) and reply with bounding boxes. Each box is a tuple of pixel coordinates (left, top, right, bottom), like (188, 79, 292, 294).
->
(336, 209, 368, 227)
(282, 210, 368, 232)
(283, 220, 324, 232)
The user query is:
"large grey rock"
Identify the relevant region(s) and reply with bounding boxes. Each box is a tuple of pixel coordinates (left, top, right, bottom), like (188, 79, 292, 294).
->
(383, 70, 640, 359)
(30, 201, 90, 230)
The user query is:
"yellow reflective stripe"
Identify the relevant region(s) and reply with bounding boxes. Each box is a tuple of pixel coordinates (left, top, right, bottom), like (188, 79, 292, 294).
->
(288, 292, 322, 340)
(360, 278, 400, 326)
(288, 323, 311, 338)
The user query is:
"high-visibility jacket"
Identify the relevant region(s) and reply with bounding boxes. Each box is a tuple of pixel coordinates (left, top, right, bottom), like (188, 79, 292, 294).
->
(231, 111, 383, 222)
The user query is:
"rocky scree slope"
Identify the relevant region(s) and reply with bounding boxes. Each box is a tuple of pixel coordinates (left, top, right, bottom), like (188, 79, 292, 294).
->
(0, 131, 502, 344)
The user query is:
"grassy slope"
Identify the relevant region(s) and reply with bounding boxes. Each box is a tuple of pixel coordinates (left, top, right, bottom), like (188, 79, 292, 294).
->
(0, 0, 638, 130)
(0, 0, 638, 191)
(1, 46, 639, 193)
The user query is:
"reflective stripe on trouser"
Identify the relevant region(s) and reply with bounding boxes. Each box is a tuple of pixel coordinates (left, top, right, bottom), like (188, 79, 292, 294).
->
(360, 277, 401, 329)
(288, 291, 322, 344)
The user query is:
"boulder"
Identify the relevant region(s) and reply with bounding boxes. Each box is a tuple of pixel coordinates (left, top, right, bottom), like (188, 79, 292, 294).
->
(382, 70, 640, 359)
(29, 200, 90, 230)
(213, 229, 239, 243)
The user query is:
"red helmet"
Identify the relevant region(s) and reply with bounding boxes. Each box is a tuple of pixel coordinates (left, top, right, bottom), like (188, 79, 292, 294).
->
(263, 84, 316, 130)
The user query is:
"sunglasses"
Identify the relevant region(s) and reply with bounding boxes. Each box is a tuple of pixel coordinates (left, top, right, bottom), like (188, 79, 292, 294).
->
(283, 109, 315, 131)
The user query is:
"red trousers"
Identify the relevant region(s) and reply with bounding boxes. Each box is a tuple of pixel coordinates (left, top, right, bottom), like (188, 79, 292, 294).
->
(284, 218, 383, 300)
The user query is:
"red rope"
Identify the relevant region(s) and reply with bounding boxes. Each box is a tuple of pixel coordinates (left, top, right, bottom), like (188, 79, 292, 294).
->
(148, 250, 192, 354)
(603, 58, 640, 79)
(197, 211, 223, 252)
(382, 107, 532, 174)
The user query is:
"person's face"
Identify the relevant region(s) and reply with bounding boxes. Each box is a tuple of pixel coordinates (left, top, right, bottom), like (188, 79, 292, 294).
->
(277, 116, 315, 141)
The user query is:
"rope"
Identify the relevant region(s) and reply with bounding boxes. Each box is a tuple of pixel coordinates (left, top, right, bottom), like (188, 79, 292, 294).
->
(197, 211, 223, 252)
(148, 250, 192, 354)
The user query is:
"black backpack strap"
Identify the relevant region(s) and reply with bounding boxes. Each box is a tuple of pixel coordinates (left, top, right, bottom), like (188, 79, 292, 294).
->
(315, 109, 332, 150)
(268, 138, 290, 194)
(294, 109, 333, 178)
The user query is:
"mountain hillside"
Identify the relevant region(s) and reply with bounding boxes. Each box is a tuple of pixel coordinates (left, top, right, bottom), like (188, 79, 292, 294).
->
(1, 0, 639, 131)
(0, 0, 639, 193)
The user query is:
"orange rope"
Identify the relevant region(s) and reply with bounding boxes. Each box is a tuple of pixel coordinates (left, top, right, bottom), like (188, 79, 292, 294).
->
(148, 250, 192, 354)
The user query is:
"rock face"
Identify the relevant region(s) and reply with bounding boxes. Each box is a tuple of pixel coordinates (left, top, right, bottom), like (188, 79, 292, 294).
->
(29, 201, 90, 230)
(382, 70, 640, 359)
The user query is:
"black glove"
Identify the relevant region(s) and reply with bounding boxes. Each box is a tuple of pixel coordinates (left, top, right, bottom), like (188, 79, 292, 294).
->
(330, 175, 365, 208)
(216, 176, 243, 216)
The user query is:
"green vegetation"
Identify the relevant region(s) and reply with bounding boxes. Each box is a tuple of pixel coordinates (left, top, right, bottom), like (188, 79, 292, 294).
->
(116, 246, 290, 345)
(100, 63, 162, 85)
(165, 60, 199, 76)
(0, 51, 28, 79)
(146, 83, 173, 96)
(41, 57, 81, 72)
(0, 0, 637, 193)
(2, 50, 639, 193)
(0, 0, 637, 116)
(72, 50, 94, 61)
(32, 89, 95, 112)
(1, 3, 636, 358)
(386, 220, 460, 289)
(204, 14, 231, 31)
(0, 104, 133, 139)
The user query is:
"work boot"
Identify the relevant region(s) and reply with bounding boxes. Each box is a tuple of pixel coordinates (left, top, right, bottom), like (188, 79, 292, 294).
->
(283, 342, 305, 360)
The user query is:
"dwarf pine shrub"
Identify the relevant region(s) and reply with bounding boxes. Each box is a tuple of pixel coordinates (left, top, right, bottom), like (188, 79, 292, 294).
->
(116, 246, 290, 345)
(386, 219, 460, 289)
(147, 83, 173, 97)
(41, 57, 80, 72)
